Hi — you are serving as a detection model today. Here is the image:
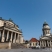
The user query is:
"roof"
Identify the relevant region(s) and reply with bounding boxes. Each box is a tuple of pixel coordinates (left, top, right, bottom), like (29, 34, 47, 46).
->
(40, 35, 52, 40)
(30, 38, 39, 42)
(43, 21, 48, 25)
(0, 17, 19, 28)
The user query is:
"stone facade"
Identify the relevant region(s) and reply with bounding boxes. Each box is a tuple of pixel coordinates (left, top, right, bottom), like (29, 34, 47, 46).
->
(29, 38, 39, 47)
(0, 42, 11, 49)
(0, 18, 24, 44)
(39, 21, 52, 48)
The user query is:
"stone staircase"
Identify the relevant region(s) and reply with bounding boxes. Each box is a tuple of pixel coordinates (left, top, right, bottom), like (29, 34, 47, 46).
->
(11, 43, 26, 49)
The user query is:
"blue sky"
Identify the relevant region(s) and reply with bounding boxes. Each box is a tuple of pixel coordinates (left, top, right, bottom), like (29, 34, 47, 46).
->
(0, 0, 52, 40)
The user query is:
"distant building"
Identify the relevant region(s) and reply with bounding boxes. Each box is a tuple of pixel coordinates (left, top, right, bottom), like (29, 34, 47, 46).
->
(29, 38, 39, 47)
(0, 17, 24, 44)
(39, 21, 52, 48)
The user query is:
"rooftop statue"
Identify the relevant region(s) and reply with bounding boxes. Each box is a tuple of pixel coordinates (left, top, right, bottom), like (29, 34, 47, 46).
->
(9, 18, 13, 22)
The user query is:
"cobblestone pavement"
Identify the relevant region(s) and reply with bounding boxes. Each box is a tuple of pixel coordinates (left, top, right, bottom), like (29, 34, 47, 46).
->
(0, 48, 52, 52)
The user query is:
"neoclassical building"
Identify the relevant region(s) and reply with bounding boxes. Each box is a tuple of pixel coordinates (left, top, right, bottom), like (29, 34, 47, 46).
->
(0, 17, 23, 43)
(39, 21, 52, 48)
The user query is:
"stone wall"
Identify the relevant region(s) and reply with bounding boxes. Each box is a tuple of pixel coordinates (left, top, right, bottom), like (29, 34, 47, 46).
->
(29, 42, 37, 47)
(0, 42, 11, 49)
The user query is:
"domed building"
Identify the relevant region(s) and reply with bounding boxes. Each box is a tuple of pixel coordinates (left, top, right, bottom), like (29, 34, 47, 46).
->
(39, 21, 52, 48)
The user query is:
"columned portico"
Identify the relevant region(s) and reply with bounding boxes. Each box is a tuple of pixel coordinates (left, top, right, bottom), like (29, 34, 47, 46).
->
(0, 29, 23, 43)
(0, 18, 23, 44)
(40, 40, 52, 48)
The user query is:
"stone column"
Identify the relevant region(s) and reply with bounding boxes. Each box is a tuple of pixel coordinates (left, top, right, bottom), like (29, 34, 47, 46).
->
(16, 33, 19, 43)
(1, 30, 5, 42)
(0, 31, 1, 42)
(18, 33, 20, 43)
(42, 41, 44, 47)
(6, 31, 9, 41)
(19, 35, 21, 43)
(50, 41, 51, 48)
(13, 33, 16, 43)
(0, 30, 1, 37)
(45, 41, 46, 47)
(47, 41, 49, 47)
(10, 32, 13, 42)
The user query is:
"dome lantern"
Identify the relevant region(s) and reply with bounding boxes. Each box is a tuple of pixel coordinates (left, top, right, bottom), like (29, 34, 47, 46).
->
(43, 21, 48, 27)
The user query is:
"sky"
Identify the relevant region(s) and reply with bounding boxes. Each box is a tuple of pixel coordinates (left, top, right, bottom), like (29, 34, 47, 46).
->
(0, 0, 52, 40)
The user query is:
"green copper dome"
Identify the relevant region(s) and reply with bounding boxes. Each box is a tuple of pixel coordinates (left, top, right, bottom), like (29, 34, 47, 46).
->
(43, 21, 48, 26)
(43, 21, 50, 29)
(43, 21, 48, 25)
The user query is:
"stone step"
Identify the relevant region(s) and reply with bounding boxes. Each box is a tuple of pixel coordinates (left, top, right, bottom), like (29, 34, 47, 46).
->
(11, 43, 26, 49)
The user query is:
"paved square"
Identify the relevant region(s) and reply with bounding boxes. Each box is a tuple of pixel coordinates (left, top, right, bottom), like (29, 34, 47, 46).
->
(0, 48, 52, 52)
